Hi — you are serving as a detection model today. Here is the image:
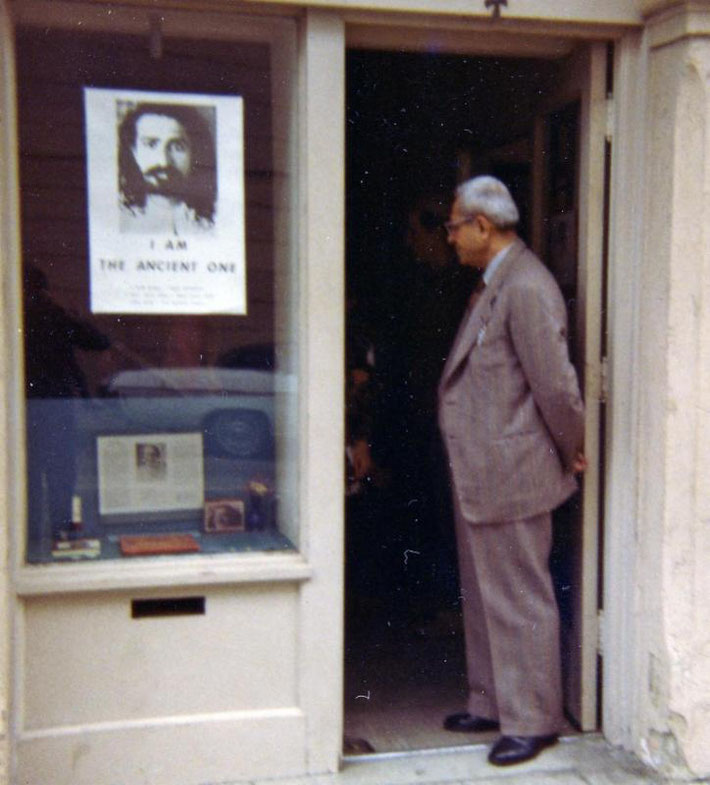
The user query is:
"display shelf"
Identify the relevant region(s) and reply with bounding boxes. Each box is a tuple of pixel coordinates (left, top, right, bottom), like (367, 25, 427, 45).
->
(16, 547, 311, 597)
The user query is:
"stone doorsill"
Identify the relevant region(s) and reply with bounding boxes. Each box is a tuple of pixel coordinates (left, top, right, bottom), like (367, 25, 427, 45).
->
(254, 735, 662, 785)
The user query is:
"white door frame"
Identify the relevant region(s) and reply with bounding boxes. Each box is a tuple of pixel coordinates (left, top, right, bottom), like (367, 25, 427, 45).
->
(600, 29, 646, 750)
(342, 22, 608, 739)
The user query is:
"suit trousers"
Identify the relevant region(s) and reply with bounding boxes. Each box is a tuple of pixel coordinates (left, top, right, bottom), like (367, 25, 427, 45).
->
(453, 499, 563, 736)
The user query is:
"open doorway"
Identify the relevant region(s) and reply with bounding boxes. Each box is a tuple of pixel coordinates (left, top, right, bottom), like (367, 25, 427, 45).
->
(344, 44, 599, 754)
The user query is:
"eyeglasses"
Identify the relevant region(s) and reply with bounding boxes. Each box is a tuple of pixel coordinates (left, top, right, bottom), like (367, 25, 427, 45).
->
(445, 215, 477, 235)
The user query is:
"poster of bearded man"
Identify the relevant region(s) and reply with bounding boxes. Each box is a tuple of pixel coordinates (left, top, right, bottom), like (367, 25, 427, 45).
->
(84, 87, 245, 315)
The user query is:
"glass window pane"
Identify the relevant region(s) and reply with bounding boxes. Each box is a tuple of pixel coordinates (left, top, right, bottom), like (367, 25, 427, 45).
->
(17, 20, 299, 563)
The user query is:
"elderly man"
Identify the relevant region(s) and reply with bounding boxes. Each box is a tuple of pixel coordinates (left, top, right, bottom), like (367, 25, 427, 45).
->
(118, 102, 216, 235)
(438, 176, 586, 766)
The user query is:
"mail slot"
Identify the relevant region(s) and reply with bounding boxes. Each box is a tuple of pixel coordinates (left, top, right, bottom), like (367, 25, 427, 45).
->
(131, 596, 206, 618)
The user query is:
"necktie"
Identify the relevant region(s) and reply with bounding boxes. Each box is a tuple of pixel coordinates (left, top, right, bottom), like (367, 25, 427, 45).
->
(468, 277, 486, 311)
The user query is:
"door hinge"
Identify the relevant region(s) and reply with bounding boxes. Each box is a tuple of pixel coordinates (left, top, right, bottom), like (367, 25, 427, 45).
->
(605, 96, 615, 142)
(600, 355, 609, 404)
(597, 608, 605, 657)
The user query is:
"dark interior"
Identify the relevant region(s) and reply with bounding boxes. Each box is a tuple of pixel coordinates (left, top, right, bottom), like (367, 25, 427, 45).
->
(344, 47, 583, 753)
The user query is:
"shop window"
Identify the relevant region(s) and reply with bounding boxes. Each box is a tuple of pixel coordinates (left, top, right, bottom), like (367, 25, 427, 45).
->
(16, 18, 299, 563)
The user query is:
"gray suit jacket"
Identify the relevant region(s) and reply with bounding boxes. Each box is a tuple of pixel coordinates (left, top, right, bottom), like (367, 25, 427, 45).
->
(438, 238, 584, 523)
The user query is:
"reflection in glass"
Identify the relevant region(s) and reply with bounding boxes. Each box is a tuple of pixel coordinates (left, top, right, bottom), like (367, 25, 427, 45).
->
(17, 25, 298, 563)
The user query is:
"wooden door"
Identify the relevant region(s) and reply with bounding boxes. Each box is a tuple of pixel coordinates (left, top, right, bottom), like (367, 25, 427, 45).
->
(532, 42, 608, 731)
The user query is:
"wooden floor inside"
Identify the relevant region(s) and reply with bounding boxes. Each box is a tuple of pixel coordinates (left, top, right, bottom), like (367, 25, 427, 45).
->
(344, 611, 471, 753)
(343, 610, 576, 755)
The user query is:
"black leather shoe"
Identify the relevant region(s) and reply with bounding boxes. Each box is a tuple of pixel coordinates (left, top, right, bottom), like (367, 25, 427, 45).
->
(443, 712, 500, 732)
(488, 734, 558, 766)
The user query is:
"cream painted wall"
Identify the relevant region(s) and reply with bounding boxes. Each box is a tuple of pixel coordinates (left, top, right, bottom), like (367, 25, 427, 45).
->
(636, 5, 710, 778)
(242, 0, 643, 26)
(0, 2, 16, 783)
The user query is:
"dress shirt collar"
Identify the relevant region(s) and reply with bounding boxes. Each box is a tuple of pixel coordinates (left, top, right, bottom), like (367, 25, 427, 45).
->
(482, 240, 515, 286)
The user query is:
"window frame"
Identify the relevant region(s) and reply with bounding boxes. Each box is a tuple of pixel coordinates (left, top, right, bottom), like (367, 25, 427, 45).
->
(8, 2, 323, 594)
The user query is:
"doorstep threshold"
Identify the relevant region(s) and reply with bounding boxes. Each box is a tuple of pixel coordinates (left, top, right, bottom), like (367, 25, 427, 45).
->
(330, 734, 658, 785)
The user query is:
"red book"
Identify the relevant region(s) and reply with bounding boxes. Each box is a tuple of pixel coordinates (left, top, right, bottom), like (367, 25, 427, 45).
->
(120, 534, 200, 556)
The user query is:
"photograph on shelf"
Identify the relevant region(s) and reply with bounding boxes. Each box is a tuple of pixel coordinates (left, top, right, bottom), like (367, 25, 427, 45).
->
(204, 499, 246, 533)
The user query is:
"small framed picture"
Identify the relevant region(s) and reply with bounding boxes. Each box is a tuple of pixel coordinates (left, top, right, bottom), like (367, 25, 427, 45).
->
(204, 499, 245, 533)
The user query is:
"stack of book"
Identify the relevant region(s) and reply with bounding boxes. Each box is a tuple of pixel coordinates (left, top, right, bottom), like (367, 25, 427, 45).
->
(52, 538, 102, 560)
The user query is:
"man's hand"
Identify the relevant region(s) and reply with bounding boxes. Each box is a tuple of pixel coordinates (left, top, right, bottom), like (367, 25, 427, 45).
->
(350, 368, 370, 389)
(351, 439, 374, 479)
(571, 452, 588, 474)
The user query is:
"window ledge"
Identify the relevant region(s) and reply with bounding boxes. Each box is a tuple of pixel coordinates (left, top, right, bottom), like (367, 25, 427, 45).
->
(15, 552, 312, 597)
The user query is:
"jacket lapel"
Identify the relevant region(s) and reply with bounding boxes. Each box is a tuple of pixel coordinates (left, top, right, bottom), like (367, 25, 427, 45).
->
(440, 239, 526, 389)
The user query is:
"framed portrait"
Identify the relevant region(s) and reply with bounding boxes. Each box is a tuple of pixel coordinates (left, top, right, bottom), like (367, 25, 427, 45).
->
(204, 499, 246, 533)
(84, 87, 246, 315)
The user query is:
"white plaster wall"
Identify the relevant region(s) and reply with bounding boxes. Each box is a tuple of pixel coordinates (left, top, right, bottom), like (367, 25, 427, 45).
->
(247, 0, 642, 26)
(0, 1, 15, 782)
(637, 27, 710, 779)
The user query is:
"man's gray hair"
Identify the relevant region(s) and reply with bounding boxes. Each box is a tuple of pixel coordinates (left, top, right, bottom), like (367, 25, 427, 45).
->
(456, 175, 519, 229)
